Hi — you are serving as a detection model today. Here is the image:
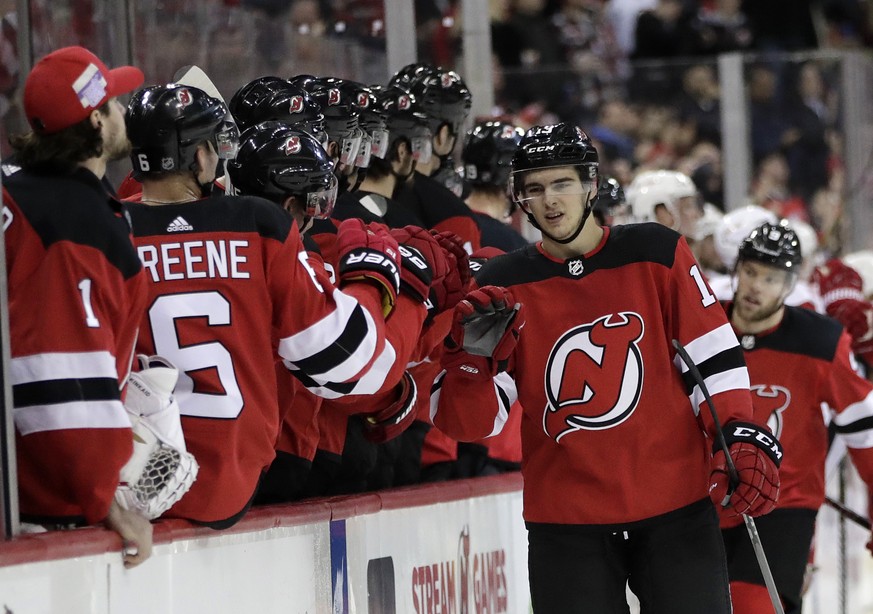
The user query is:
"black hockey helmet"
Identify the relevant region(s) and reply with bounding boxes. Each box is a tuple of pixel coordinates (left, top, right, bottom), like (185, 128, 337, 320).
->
(228, 76, 327, 148)
(316, 78, 387, 167)
(375, 85, 433, 164)
(737, 220, 802, 273)
(592, 176, 626, 225)
(127, 84, 239, 180)
(462, 120, 524, 188)
(388, 63, 471, 137)
(510, 123, 599, 244)
(298, 76, 362, 166)
(227, 121, 337, 219)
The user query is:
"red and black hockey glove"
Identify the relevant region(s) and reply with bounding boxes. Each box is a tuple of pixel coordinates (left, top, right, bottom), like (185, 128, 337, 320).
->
(441, 285, 525, 379)
(429, 230, 472, 314)
(710, 421, 782, 517)
(814, 259, 873, 360)
(390, 226, 445, 304)
(361, 371, 418, 444)
(336, 218, 401, 316)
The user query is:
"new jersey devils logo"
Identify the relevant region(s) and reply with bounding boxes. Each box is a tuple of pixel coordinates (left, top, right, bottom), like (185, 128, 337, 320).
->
(356, 92, 369, 108)
(441, 72, 454, 88)
(751, 384, 791, 439)
(284, 136, 301, 155)
(176, 88, 192, 107)
(288, 95, 304, 113)
(328, 88, 341, 106)
(398, 94, 411, 111)
(544, 312, 645, 441)
(500, 125, 516, 139)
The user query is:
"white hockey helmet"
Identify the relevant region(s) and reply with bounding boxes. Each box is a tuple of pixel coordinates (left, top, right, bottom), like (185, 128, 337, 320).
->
(713, 205, 778, 271)
(843, 250, 873, 298)
(691, 202, 724, 242)
(788, 218, 819, 280)
(624, 170, 699, 229)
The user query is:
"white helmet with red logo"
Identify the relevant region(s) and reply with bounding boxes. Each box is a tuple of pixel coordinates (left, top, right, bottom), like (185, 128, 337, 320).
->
(625, 170, 699, 229)
(713, 205, 778, 271)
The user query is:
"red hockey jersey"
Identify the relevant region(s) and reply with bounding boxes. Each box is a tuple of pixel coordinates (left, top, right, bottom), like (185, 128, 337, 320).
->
(5, 168, 147, 525)
(127, 194, 393, 524)
(433, 224, 755, 526)
(721, 303, 873, 528)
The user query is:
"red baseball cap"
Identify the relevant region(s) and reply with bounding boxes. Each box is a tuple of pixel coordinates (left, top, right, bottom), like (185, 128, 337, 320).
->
(24, 46, 144, 134)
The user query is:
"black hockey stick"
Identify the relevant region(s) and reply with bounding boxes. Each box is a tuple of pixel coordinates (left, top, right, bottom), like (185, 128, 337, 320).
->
(672, 339, 785, 614)
(824, 496, 871, 530)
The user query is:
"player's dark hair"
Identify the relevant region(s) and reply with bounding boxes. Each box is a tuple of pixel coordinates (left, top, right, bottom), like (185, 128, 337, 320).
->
(10, 102, 110, 174)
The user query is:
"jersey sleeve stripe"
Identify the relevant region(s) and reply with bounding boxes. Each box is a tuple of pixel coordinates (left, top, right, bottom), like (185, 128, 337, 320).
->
(14, 399, 130, 435)
(290, 341, 396, 398)
(678, 346, 746, 394)
(11, 352, 118, 385)
(834, 417, 873, 448)
(489, 372, 517, 438)
(14, 378, 120, 408)
(429, 370, 447, 423)
(277, 289, 379, 381)
(676, 323, 739, 368)
(687, 367, 751, 416)
(831, 391, 873, 430)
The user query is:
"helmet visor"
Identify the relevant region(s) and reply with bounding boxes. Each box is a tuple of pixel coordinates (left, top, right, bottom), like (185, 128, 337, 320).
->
(355, 133, 373, 168)
(305, 173, 339, 219)
(510, 165, 595, 208)
(370, 128, 390, 159)
(214, 119, 240, 160)
(339, 127, 364, 166)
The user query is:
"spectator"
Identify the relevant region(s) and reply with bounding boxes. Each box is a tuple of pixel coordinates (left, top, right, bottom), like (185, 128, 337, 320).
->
(676, 63, 721, 146)
(747, 63, 790, 164)
(690, 0, 753, 55)
(4, 46, 151, 567)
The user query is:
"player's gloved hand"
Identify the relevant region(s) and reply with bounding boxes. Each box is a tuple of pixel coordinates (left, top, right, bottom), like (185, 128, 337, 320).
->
(815, 258, 866, 305)
(361, 371, 418, 443)
(813, 259, 873, 359)
(429, 230, 472, 315)
(710, 421, 782, 517)
(390, 226, 445, 304)
(441, 285, 525, 378)
(336, 218, 401, 316)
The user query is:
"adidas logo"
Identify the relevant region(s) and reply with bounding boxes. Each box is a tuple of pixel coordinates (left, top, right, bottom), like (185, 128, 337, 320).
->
(167, 216, 193, 232)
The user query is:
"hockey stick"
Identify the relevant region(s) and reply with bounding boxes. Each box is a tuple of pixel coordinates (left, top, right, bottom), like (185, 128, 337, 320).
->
(824, 496, 871, 530)
(672, 339, 785, 614)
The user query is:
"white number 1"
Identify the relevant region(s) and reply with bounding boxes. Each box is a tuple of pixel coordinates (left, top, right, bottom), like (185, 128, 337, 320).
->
(78, 278, 100, 327)
(689, 265, 717, 307)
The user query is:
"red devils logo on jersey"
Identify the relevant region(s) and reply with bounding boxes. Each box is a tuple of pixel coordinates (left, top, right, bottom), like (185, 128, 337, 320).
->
(289, 95, 304, 113)
(284, 136, 301, 155)
(356, 93, 369, 108)
(398, 95, 411, 111)
(177, 88, 192, 107)
(328, 88, 341, 106)
(751, 384, 791, 439)
(544, 312, 645, 441)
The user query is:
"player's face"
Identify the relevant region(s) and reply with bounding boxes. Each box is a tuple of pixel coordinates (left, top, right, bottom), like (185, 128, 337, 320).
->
(733, 259, 795, 323)
(101, 98, 132, 161)
(519, 167, 594, 241)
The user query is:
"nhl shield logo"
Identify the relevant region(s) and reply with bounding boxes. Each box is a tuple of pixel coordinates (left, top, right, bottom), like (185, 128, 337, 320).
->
(289, 95, 304, 113)
(741, 335, 755, 350)
(568, 259, 584, 276)
(161, 157, 174, 170)
(284, 136, 301, 155)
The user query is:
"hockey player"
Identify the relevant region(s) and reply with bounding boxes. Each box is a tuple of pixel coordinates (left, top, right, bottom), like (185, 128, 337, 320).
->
(3, 46, 153, 567)
(461, 120, 528, 252)
(723, 221, 873, 613)
(432, 123, 781, 613)
(390, 63, 481, 252)
(124, 85, 401, 527)
(590, 175, 628, 227)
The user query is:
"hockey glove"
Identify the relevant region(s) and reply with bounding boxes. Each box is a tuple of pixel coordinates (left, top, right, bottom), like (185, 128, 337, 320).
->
(362, 370, 418, 444)
(117, 355, 199, 520)
(814, 259, 873, 359)
(390, 226, 445, 304)
(710, 421, 782, 517)
(337, 218, 401, 317)
(441, 285, 525, 378)
(429, 230, 472, 315)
